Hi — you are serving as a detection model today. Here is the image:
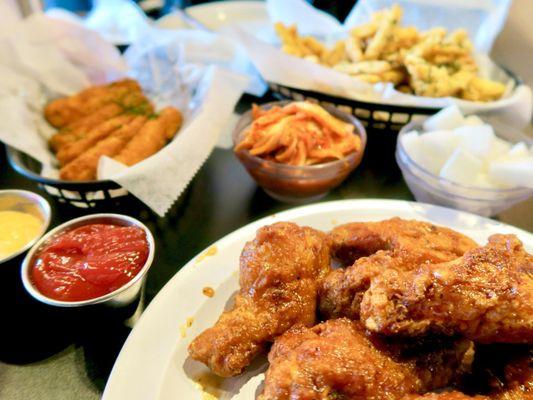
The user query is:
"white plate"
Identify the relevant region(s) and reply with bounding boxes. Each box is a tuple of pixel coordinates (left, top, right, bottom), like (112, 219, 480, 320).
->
(103, 199, 533, 400)
(156, 0, 269, 34)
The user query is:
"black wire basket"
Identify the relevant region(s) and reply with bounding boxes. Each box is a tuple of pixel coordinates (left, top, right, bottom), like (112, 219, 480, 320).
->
(268, 65, 521, 135)
(268, 82, 438, 134)
(6, 146, 129, 209)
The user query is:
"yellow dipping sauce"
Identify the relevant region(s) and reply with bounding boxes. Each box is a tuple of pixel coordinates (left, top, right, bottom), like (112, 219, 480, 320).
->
(0, 211, 42, 259)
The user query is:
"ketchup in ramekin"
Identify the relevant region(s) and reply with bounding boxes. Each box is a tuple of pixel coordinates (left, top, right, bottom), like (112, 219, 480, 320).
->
(31, 224, 149, 302)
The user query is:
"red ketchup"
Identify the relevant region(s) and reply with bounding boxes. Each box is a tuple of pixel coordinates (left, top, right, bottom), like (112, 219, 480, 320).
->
(32, 224, 149, 302)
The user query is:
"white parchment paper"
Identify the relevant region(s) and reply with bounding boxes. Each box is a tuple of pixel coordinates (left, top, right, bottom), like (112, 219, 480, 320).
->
(0, 14, 249, 216)
(232, 0, 532, 128)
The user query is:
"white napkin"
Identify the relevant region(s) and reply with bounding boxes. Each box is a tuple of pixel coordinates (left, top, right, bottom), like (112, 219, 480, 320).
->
(233, 0, 532, 129)
(47, 0, 152, 45)
(0, 15, 249, 216)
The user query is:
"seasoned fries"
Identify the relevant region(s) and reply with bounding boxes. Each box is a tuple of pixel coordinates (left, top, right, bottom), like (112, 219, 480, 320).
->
(275, 5, 506, 101)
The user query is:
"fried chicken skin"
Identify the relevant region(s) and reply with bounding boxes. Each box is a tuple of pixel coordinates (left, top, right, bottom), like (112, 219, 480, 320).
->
(404, 348, 533, 400)
(492, 353, 532, 400)
(320, 218, 477, 320)
(188, 222, 330, 377)
(44, 79, 143, 128)
(402, 393, 488, 400)
(113, 107, 182, 166)
(361, 234, 533, 343)
(259, 318, 473, 400)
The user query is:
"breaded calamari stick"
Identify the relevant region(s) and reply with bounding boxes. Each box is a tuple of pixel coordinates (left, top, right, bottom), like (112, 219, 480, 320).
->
(44, 79, 142, 128)
(113, 107, 182, 166)
(49, 103, 124, 151)
(59, 116, 147, 181)
(56, 114, 135, 166)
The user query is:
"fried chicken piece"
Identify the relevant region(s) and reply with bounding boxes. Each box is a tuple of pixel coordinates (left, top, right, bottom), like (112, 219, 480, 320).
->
(469, 345, 533, 400)
(44, 79, 143, 128)
(113, 107, 182, 166)
(492, 353, 532, 400)
(188, 222, 330, 377)
(259, 318, 473, 400)
(405, 348, 533, 400)
(319, 218, 477, 320)
(361, 234, 533, 343)
(402, 393, 488, 400)
(56, 114, 135, 166)
(59, 115, 147, 181)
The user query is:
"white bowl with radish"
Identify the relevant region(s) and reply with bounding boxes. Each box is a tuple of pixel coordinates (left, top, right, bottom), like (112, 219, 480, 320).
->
(396, 106, 533, 217)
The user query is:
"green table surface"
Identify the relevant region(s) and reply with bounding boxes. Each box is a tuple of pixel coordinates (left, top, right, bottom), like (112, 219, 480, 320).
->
(0, 96, 532, 399)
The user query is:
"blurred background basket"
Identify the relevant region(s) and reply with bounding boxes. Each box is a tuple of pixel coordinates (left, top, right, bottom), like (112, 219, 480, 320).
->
(6, 146, 129, 209)
(269, 82, 437, 134)
(268, 65, 521, 153)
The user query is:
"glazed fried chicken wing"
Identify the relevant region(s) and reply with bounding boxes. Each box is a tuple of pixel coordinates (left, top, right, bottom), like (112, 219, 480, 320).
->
(402, 393, 488, 400)
(188, 222, 330, 377)
(403, 348, 532, 400)
(492, 353, 532, 400)
(361, 234, 533, 343)
(260, 318, 473, 400)
(320, 218, 477, 320)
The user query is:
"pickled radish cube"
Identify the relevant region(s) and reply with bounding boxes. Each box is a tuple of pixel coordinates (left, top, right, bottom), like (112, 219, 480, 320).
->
(463, 115, 484, 126)
(488, 137, 512, 160)
(454, 124, 495, 159)
(475, 173, 497, 189)
(423, 105, 465, 132)
(440, 148, 484, 185)
(508, 142, 531, 158)
(400, 130, 420, 150)
(418, 130, 458, 169)
(402, 132, 443, 174)
(489, 157, 533, 189)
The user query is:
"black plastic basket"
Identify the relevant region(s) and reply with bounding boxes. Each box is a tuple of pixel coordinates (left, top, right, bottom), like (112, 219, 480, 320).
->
(268, 82, 438, 134)
(6, 146, 129, 209)
(268, 65, 521, 134)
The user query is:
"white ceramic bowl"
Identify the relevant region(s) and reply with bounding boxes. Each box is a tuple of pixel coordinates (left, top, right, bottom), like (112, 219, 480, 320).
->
(396, 120, 533, 217)
(21, 213, 155, 308)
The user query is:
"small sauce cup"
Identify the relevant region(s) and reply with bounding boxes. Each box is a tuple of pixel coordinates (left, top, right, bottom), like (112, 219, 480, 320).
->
(21, 213, 155, 308)
(0, 190, 51, 264)
(233, 101, 367, 203)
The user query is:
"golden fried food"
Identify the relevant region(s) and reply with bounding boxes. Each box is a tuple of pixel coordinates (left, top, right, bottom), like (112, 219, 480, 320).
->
(188, 222, 330, 377)
(49, 103, 125, 151)
(466, 345, 533, 400)
(319, 218, 477, 319)
(59, 116, 147, 181)
(361, 234, 533, 343)
(45, 79, 181, 181)
(234, 101, 361, 166)
(404, 29, 506, 100)
(274, 5, 506, 101)
(259, 318, 474, 400)
(56, 114, 135, 166)
(113, 106, 182, 166)
(493, 353, 532, 400)
(44, 79, 142, 128)
(402, 393, 488, 400)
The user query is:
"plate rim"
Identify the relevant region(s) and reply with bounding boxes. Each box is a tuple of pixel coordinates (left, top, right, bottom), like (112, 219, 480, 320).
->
(155, 0, 267, 30)
(103, 198, 532, 399)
